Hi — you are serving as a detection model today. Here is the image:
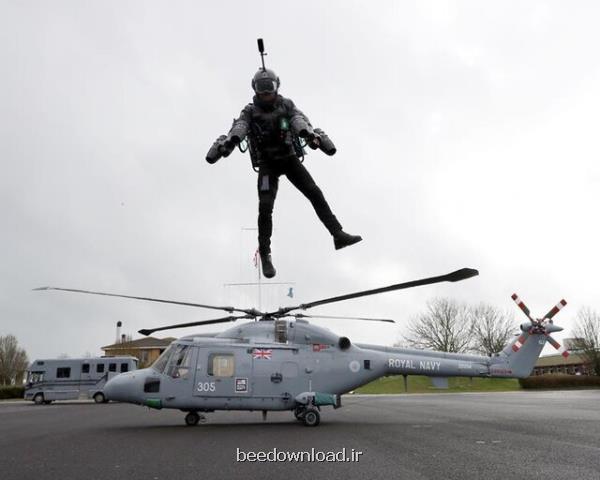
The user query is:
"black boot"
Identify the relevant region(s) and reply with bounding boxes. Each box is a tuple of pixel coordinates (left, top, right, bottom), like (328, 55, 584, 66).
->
(260, 253, 276, 279)
(333, 230, 363, 250)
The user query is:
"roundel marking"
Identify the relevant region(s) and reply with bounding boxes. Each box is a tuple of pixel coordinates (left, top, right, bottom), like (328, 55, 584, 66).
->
(349, 360, 360, 373)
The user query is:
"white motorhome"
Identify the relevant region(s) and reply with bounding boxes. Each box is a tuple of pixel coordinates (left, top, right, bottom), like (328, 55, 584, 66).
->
(24, 357, 138, 404)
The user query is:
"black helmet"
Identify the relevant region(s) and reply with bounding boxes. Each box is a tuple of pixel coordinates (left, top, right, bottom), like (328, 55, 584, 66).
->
(252, 68, 280, 94)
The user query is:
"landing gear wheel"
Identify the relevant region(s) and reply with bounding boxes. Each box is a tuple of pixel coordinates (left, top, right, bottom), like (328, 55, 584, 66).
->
(93, 392, 105, 404)
(33, 393, 44, 405)
(303, 408, 320, 427)
(185, 412, 200, 426)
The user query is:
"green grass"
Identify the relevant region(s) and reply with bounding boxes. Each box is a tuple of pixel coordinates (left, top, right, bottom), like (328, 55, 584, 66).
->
(355, 375, 521, 394)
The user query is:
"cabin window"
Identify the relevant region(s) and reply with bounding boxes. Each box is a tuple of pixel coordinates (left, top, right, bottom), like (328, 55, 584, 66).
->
(82, 364, 90, 374)
(109, 363, 116, 372)
(120, 363, 128, 373)
(56, 367, 71, 378)
(151, 345, 174, 374)
(166, 345, 193, 379)
(208, 354, 234, 377)
(97, 364, 105, 373)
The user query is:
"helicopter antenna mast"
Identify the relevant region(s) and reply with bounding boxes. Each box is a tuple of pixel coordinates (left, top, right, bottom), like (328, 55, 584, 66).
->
(257, 38, 267, 71)
(232, 227, 294, 313)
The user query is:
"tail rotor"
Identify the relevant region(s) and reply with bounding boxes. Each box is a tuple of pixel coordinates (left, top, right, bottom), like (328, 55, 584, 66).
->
(510, 293, 569, 358)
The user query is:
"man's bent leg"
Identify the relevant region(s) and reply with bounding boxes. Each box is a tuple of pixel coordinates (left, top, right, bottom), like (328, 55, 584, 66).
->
(285, 157, 362, 249)
(285, 157, 342, 234)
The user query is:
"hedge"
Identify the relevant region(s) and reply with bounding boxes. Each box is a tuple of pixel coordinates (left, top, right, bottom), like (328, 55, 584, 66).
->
(519, 374, 600, 389)
(0, 386, 25, 399)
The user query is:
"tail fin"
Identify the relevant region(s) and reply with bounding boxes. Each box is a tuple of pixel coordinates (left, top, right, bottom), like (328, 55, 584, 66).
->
(492, 332, 546, 378)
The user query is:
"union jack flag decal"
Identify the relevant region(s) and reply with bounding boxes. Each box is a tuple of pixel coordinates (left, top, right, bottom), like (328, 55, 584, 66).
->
(252, 348, 272, 360)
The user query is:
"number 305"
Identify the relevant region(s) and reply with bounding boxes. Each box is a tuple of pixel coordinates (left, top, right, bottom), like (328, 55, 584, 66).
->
(197, 382, 216, 392)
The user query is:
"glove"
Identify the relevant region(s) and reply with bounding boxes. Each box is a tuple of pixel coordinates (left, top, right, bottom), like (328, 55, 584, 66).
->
(206, 135, 228, 164)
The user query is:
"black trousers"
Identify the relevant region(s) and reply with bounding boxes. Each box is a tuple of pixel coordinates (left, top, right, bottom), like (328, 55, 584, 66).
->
(257, 155, 342, 254)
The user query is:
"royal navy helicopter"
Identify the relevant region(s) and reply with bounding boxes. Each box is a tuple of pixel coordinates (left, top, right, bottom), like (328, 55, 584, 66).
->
(35, 268, 569, 427)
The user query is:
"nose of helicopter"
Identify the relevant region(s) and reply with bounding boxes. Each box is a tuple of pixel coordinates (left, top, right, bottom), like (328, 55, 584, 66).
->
(104, 370, 146, 403)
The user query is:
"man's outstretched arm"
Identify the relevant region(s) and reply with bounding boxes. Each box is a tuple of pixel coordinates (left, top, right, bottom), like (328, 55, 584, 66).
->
(205, 106, 252, 164)
(286, 99, 336, 156)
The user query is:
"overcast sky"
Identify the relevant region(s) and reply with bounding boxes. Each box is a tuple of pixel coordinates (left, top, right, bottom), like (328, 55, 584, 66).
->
(1, 1, 599, 360)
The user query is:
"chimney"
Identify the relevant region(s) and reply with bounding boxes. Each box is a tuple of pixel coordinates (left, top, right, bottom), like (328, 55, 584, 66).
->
(116, 321, 122, 343)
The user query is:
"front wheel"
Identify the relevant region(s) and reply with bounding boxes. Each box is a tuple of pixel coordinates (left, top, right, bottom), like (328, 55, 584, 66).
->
(185, 412, 200, 426)
(33, 393, 44, 405)
(303, 408, 320, 427)
(93, 392, 105, 404)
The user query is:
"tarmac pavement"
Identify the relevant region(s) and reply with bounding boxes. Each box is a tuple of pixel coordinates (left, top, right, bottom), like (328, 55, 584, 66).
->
(1, 390, 599, 480)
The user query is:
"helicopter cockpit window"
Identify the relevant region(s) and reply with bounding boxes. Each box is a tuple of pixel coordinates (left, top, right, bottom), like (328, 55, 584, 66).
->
(208, 354, 234, 377)
(165, 345, 193, 379)
(151, 345, 174, 374)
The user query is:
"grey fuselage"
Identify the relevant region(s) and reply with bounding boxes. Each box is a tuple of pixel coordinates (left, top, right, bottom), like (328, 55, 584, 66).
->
(104, 319, 547, 412)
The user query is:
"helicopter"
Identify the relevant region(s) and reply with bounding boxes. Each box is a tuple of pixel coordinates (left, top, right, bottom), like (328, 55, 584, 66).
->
(35, 267, 569, 427)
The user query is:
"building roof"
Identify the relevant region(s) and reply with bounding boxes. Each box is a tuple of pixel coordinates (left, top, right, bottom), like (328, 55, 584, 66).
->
(102, 337, 175, 350)
(534, 352, 588, 367)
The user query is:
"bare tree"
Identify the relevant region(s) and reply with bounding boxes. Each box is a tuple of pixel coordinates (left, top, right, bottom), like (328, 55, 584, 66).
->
(0, 335, 29, 385)
(572, 307, 600, 376)
(404, 298, 472, 352)
(469, 304, 515, 356)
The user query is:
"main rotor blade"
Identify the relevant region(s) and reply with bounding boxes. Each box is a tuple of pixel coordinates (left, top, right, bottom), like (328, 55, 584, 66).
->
(273, 268, 479, 315)
(138, 315, 253, 336)
(292, 313, 395, 323)
(543, 299, 567, 320)
(33, 287, 258, 315)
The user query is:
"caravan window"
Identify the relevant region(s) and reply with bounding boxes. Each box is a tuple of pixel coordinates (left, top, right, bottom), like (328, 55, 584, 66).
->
(109, 363, 116, 372)
(28, 371, 44, 384)
(82, 364, 90, 374)
(56, 368, 71, 378)
(97, 364, 105, 373)
(120, 363, 128, 373)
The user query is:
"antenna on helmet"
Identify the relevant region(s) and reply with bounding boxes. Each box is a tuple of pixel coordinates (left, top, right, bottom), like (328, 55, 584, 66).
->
(257, 38, 267, 71)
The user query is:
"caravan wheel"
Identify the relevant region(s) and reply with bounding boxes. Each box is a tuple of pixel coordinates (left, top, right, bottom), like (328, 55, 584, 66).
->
(33, 393, 44, 405)
(93, 392, 105, 404)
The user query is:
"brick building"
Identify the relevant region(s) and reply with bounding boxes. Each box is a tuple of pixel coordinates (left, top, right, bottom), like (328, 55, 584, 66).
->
(102, 337, 174, 368)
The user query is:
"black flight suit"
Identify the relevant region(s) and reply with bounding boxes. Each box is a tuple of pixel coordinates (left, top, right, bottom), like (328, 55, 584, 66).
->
(228, 95, 343, 255)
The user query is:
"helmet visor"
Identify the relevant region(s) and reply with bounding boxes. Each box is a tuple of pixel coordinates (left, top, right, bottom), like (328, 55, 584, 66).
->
(255, 77, 277, 94)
